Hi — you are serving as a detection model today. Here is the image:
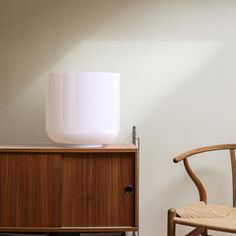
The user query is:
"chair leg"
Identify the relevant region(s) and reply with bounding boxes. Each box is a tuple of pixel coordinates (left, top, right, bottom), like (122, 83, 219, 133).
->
(168, 208, 176, 236)
(201, 230, 208, 236)
(186, 227, 206, 236)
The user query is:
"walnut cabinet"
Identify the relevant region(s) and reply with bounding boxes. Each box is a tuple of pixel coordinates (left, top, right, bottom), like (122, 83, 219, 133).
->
(0, 145, 139, 235)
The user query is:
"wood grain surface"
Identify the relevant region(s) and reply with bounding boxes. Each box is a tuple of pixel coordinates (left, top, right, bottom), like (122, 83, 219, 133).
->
(0, 148, 138, 232)
(62, 152, 135, 227)
(0, 152, 61, 227)
(0, 145, 138, 153)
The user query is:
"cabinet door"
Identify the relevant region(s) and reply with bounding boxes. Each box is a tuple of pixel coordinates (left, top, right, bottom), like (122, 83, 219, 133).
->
(62, 153, 135, 227)
(0, 153, 61, 227)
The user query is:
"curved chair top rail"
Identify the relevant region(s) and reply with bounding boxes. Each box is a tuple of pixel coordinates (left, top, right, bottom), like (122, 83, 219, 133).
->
(173, 144, 236, 205)
(174, 144, 236, 163)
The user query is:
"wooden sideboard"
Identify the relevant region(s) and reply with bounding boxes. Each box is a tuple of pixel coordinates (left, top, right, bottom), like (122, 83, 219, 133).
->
(0, 145, 139, 235)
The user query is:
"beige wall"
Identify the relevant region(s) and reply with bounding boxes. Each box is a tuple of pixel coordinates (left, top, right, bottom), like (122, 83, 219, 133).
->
(1, 0, 236, 235)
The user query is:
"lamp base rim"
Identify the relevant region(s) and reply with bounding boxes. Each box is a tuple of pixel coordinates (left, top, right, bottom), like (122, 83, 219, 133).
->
(62, 144, 104, 148)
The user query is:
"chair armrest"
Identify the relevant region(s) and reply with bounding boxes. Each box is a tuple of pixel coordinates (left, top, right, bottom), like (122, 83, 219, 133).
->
(174, 144, 236, 163)
(172, 144, 236, 203)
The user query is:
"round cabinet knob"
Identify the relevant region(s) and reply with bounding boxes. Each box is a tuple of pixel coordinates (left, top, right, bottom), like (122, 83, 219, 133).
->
(124, 185, 134, 195)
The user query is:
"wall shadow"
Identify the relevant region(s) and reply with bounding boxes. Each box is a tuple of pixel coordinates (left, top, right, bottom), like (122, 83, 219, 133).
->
(0, 0, 139, 108)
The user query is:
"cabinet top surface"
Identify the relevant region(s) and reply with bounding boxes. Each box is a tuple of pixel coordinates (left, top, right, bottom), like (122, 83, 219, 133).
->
(0, 144, 138, 153)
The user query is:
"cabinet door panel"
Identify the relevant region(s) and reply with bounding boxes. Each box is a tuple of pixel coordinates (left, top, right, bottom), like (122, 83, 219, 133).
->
(0, 153, 61, 227)
(62, 153, 135, 227)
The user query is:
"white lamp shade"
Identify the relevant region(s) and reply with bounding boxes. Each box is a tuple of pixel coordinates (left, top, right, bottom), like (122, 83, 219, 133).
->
(45, 72, 120, 146)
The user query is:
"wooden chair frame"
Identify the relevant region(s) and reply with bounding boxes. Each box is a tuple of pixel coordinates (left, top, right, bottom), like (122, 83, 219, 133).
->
(167, 144, 236, 236)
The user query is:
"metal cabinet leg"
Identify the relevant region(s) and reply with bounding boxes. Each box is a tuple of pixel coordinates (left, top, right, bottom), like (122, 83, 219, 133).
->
(133, 231, 139, 236)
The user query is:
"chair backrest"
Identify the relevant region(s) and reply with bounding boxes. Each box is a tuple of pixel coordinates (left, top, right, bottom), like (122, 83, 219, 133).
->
(173, 144, 236, 206)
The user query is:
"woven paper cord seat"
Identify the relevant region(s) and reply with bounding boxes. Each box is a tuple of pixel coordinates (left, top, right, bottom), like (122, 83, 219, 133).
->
(175, 202, 236, 232)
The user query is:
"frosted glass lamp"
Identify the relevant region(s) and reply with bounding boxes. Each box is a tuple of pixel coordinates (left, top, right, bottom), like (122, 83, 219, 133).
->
(45, 72, 120, 147)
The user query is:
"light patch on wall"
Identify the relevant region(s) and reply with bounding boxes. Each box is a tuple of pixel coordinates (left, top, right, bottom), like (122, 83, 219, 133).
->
(7, 40, 223, 143)
(47, 41, 224, 140)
